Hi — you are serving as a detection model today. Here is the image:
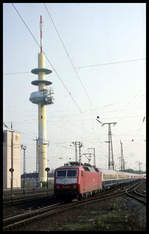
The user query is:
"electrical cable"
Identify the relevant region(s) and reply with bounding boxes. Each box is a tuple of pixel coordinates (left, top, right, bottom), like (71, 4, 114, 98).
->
(4, 72, 30, 75)
(77, 58, 146, 70)
(43, 3, 93, 107)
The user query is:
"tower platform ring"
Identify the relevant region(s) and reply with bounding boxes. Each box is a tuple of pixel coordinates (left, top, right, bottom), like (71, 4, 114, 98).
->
(31, 80, 52, 86)
(31, 68, 52, 74)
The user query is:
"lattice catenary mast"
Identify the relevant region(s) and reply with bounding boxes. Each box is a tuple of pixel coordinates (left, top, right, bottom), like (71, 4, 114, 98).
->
(30, 16, 54, 187)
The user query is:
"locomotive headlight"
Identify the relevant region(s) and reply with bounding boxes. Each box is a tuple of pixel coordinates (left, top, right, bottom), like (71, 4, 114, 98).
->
(73, 185, 77, 189)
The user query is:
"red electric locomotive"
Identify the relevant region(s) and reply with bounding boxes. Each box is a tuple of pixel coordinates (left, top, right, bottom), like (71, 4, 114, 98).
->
(54, 162, 102, 200)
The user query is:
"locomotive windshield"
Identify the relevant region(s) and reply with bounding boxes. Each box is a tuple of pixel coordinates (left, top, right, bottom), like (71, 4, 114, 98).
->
(56, 169, 77, 177)
(67, 170, 77, 177)
(57, 170, 66, 177)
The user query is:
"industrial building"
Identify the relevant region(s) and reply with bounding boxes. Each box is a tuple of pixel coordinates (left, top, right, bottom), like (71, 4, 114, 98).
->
(21, 172, 54, 188)
(3, 130, 21, 189)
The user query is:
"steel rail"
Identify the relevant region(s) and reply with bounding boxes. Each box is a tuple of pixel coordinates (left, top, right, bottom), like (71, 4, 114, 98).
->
(133, 190, 146, 198)
(3, 193, 53, 206)
(135, 181, 146, 197)
(3, 181, 143, 231)
(125, 181, 146, 205)
(3, 202, 63, 231)
(125, 191, 146, 205)
(3, 190, 54, 201)
(3, 186, 128, 231)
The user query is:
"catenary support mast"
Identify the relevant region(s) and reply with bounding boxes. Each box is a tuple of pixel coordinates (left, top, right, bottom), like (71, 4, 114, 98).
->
(102, 122, 117, 170)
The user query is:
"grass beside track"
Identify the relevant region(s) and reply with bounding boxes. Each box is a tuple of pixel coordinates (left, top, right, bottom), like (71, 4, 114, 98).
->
(53, 196, 145, 231)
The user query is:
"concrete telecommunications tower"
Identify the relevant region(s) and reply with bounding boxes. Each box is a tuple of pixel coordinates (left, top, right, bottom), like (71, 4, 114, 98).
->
(30, 16, 54, 186)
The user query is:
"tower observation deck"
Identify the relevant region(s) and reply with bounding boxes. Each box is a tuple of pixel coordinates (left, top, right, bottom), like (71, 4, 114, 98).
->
(29, 16, 54, 187)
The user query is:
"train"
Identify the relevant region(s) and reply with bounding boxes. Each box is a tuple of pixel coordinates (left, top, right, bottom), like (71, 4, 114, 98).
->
(54, 161, 143, 201)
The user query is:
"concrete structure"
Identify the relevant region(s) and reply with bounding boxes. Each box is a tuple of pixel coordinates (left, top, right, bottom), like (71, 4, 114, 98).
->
(21, 172, 54, 188)
(3, 130, 21, 188)
(29, 16, 54, 186)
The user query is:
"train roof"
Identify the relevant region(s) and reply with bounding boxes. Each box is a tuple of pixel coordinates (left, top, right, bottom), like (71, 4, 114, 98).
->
(55, 161, 82, 169)
(98, 168, 118, 175)
(98, 168, 143, 177)
(55, 161, 99, 172)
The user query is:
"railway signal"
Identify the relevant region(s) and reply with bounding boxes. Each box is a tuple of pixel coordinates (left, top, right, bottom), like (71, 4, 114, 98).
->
(45, 167, 50, 194)
(9, 168, 14, 200)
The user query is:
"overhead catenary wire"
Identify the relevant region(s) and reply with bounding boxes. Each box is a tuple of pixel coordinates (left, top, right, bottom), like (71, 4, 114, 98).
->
(11, 3, 82, 113)
(76, 57, 146, 70)
(6, 6, 145, 135)
(4, 72, 30, 75)
(4, 59, 146, 76)
(43, 3, 93, 107)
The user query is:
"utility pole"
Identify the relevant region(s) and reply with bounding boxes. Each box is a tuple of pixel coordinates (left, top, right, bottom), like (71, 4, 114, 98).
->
(21, 145, 27, 191)
(96, 116, 117, 170)
(72, 141, 83, 162)
(120, 140, 125, 171)
(88, 148, 96, 166)
(78, 142, 83, 163)
(45, 167, 50, 194)
(136, 161, 142, 174)
(34, 138, 39, 173)
(72, 141, 78, 161)
(102, 122, 117, 170)
(34, 137, 42, 187)
(8, 122, 15, 200)
(10, 122, 14, 195)
(3, 122, 14, 196)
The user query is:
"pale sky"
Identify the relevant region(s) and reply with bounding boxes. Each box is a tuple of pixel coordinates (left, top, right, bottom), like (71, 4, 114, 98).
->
(3, 3, 146, 174)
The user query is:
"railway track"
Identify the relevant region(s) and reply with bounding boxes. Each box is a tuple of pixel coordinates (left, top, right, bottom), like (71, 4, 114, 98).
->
(3, 190, 54, 203)
(125, 181, 146, 205)
(3, 202, 63, 231)
(3, 193, 54, 207)
(3, 193, 122, 231)
(3, 180, 145, 231)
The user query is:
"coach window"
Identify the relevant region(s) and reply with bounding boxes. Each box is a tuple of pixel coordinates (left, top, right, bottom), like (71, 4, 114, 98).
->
(56, 170, 66, 177)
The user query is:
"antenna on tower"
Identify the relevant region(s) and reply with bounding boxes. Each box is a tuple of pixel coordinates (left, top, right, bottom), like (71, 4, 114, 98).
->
(40, 15, 42, 53)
